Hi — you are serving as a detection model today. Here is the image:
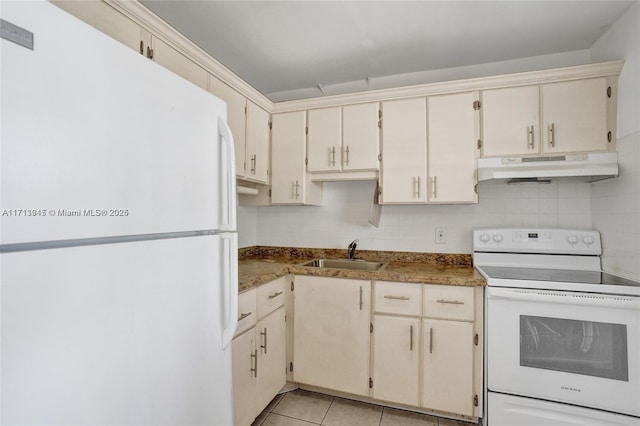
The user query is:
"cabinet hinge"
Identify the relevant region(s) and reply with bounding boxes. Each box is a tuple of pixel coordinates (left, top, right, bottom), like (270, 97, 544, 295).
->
(369, 378, 373, 389)
(139, 40, 144, 55)
(477, 139, 482, 149)
(378, 110, 382, 119)
(289, 362, 293, 372)
(291, 281, 294, 291)
(305, 157, 308, 166)
(243, 161, 247, 172)
(474, 333, 479, 346)
(378, 119, 382, 128)
(244, 106, 247, 115)
(474, 184, 478, 194)
(146, 46, 154, 60)
(268, 189, 272, 198)
(607, 131, 612, 143)
(474, 394, 479, 407)
(377, 153, 382, 162)
(607, 86, 612, 98)
(305, 126, 309, 135)
(268, 120, 272, 130)
(473, 100, 481, 111)
(370, 322, 373, 333)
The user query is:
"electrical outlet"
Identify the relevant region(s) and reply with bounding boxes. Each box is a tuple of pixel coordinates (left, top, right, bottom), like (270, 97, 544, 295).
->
(435, 227, 446, 244)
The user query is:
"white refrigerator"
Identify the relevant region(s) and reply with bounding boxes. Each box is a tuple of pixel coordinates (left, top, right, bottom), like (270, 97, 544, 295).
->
(1, 2, 238, 424)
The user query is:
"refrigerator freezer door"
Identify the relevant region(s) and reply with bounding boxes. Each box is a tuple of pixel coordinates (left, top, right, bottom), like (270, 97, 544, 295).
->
(1, 236, 234, 425)
(1, 2, 229, 244)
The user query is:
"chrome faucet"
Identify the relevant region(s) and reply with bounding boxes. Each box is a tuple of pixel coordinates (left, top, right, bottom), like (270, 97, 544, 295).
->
(347, 239, 359, 259)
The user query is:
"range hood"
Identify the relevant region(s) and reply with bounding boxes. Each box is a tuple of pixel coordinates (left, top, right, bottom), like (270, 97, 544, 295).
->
(478, 152, 618, 182)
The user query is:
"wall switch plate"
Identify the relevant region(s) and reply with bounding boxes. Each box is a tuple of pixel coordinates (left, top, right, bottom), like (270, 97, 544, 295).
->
(435, 227, 446, 244)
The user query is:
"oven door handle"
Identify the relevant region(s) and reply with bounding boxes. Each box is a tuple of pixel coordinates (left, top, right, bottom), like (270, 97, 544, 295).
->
(488, 287, 640, 309)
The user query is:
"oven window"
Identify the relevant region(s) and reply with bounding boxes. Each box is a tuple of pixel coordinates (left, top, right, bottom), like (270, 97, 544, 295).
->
(520, 315, 628, 381)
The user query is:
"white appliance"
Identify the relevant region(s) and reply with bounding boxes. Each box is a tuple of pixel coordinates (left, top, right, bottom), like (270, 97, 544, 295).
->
(1, 2, 238, 425)
(474, 228, 640, 426)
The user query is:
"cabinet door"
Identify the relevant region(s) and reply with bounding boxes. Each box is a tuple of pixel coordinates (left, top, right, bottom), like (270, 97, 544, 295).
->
(422, 319, 474, 416)
(245, 101, 270, 184)
(208, 78, 247, 177)
(307, 107, 342, 172)
(481, 85, 540, 157)
(342, 103, 380, 171)
(151, 37, 208, 90)
(256, 307, 286, 413)
(232, 329, 257, 426)
(293, 276, 371, 396)
(541, 78, 608, 154)
(271, 112, 306, 204)
(381, 98, 427, 203)
(427, 93, 478, 204)
(372, 316, 420, 406)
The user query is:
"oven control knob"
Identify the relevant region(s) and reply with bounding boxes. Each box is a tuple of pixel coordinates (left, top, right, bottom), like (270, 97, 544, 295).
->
(492, 234, 504, 243)
(567, 235, 579, 246)
(583, 235, 595, 246)
(479, 233, 490, 243)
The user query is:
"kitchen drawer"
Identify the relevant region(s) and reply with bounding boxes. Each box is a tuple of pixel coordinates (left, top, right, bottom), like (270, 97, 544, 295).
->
(374, 281, 422, 316)
(423, 285, 474, 321)
(236, 289, 257, 336)
(257, 276, 286, 319)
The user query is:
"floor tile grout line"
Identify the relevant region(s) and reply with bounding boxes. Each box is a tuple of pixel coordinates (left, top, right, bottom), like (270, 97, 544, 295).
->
(268, 412, 322, 425)
(319, 395, 335, 425)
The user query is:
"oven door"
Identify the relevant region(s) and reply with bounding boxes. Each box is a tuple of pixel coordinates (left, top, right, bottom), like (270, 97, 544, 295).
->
(487, 286, 640, 417)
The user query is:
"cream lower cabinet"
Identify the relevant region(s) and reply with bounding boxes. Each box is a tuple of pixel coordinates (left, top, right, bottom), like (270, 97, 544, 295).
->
(293, 276, 371, 396)
(232, 279, 286, 426)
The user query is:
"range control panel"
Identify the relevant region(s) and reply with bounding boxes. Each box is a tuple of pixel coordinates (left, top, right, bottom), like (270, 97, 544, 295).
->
(473, 228, 602, 255)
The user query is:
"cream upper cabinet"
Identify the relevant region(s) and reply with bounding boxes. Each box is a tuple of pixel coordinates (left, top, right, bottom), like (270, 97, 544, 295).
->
(481, 85, 540, 157)
(208, 77, 247, 176)
(541, 78, 609, 154)
(307, 107, 342, 172)
(427, 92, 478, 204)
(380, 98, 427, 204)
(422, 319, 475, 416)
(271, 112, 322, 205)
(293, 276, 371, 397)
(481, 77, 611, 157)
(245, 101, 270, 184)
(342, 102, 380, 171)
(151, 37, 208, 90)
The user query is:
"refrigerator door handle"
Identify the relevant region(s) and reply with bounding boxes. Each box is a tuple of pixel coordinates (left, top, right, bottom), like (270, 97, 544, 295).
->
(218, 116, 237, 232)
(220, 233, 238, 348)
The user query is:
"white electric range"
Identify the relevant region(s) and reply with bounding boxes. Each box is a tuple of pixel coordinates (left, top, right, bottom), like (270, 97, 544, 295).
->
(473, 228, 640, 426)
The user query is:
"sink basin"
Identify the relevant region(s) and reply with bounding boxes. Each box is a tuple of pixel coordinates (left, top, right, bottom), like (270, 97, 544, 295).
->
(301, 258, 387, 272)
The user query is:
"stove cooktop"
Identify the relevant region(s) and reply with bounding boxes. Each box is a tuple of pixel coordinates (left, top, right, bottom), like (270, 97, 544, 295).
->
(479, 266, 640, 288)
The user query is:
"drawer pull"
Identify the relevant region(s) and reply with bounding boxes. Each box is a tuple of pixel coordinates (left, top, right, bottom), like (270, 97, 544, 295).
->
(260, 328, 268, 354)
(250, 349, 258, 377)
(436, 299, 464, 305)
(268, 291, 283, 299)
(410, 325, 414, 351)
(384, 295, 410, 301)
(359, 286, 363, 310)
(429, 327, 433, 354)
(238, 312, 252, 321)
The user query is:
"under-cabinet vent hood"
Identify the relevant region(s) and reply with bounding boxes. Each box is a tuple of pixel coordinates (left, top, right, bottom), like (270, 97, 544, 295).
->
(478, 152, 618, 182)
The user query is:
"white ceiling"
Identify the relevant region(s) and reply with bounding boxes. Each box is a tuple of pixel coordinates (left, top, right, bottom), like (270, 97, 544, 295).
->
(141, 1, 635, 102)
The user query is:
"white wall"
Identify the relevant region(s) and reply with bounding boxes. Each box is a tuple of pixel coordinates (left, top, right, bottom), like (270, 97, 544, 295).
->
(590, 1, 640, 281)
(256, 179, 591, 254)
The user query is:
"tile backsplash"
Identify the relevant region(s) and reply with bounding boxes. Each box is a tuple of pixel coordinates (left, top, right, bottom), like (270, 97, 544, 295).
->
(247, 178, 593, 254)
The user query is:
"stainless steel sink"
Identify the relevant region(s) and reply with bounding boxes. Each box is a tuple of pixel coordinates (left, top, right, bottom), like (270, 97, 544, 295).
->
(301, 258, 387, 272)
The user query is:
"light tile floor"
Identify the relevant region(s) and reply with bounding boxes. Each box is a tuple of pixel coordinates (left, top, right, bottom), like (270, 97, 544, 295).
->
(251, 389, 478, 426)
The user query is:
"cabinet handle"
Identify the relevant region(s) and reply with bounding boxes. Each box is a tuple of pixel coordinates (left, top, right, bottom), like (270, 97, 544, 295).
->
(384, 295, 410, 301)
(528, 125, 535, 149)
(359, 286, 363, 310)
(293, 180, 300, 200)
(410, 325, 414, 351)
(432, 176, 437, 199)
(238, 312, 252, 321)
(329, 146, 337, 167)
(429, 327, 433, 354)
(139, 40, 144, 55)
(344, 145, 350, 166)
(250, 154, 257, 174)
(260, 328, 268, 354)
(251, 349, 258, 377)
(549, 123, 555, 148)
(268, 291, 283, 299)
(436, 299, 464, 305)
(146, 45, 154, 60)
(414, 176, 421, 198)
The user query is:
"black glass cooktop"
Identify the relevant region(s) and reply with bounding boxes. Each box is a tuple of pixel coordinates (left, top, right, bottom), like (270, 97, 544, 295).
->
(480, 266, 640, 288)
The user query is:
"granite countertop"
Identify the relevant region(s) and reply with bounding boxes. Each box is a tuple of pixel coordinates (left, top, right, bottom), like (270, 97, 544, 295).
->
(238, 246, 486, 293)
